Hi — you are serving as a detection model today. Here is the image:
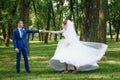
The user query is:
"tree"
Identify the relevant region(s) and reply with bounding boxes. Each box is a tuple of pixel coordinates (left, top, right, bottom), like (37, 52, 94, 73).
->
(80, 0, 100, 42)
(32, 0, 43, 41)
(44, 0, 51, 43)
(5, 20, 12, 46)
(51, 0, 57, 41)
(53, 0, 64, 39)
(69, 0, 75, 21)
(110, 0, 120, 42)
(98, 0, 108, 43)
(108, 4, 113, 39)
(0, 0, 18, 46)
(19, 0, 30, 53)
(20, 0, 30, 26)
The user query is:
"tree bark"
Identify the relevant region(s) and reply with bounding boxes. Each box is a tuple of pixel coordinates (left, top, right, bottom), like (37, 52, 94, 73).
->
(80, 0, 100, 42)
(75, 0, 79, 34)
(51, 0, 57, 41)
(20, 0, 30, 26)
(59, 1, 64, 39)
(20, 0, 30, 54)
(69, 0, 74, 20)
(108, 5, 113, 39)
(109, 21, 113, 39)
(2, 25, 6, 40)
(114, 26, 119, 42)
(3, 0, 18, 46)
(5, 21, 12, 46)
(98, 0, 107, 43)
(44, 0, 51, 44)
(114, 21, 120, 42)
(32, 0, 42, 41)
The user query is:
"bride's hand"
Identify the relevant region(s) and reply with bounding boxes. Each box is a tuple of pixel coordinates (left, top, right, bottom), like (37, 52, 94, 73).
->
(41, 29, 49, 33)
(45, 30, 49, 32)
(44, 30, 50, 33)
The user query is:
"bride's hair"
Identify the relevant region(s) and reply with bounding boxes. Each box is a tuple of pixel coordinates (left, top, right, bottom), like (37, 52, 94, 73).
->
(62, 20, 67, 25)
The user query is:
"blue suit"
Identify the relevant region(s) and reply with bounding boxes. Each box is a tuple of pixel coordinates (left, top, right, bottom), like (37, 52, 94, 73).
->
(12, 26, 40, 73)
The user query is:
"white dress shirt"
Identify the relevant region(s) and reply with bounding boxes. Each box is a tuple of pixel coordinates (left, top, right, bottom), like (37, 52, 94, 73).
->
(18, 28, 23, 38)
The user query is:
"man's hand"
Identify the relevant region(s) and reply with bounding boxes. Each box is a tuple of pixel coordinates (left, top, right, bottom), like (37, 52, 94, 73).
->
(41, 30, 46, 33)
(15, 48, 19, 53)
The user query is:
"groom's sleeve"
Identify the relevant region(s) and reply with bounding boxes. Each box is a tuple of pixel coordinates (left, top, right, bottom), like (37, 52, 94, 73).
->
(12, 30, 17, 49)
(26, 27, 41, 33)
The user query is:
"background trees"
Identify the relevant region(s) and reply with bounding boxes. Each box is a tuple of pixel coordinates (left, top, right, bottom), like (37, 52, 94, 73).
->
(108, 0, 120, 42)
(0, 0, 19, 46)
(0, 0, 120, 46)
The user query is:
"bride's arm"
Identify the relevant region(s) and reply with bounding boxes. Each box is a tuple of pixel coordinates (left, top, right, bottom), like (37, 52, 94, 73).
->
(46, 30, 64, 34)
(48, 31, 58, 34)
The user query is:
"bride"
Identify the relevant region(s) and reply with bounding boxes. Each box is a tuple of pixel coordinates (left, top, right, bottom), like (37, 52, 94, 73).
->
(46, 20, 107, 73)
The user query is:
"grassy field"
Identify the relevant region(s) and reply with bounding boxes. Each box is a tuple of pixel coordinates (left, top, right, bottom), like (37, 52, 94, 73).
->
(0, 40, 120, 80)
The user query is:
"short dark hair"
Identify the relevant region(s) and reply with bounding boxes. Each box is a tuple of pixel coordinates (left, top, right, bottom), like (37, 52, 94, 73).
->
(16, 20, 23, 24)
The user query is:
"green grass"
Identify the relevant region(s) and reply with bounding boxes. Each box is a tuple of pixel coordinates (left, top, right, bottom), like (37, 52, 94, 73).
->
(0, 40, 120, 80)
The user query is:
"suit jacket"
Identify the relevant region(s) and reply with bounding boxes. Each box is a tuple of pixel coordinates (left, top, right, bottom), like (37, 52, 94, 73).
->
(12, 26, 40, 49)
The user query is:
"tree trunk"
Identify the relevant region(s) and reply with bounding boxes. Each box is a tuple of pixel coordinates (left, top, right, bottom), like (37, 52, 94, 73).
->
(69, 0, 74, 20)
(59, 1, 64, 39)
(5, 30, 10, 46)
(51, 0, 57, 41)
(114, 26, 119, 42)
(20, 0, 30, 26)
(3, 0, 18, 46)
(114, 21, 120, 42)
(32, 0, 42, 41)
(108, 5, 113, 39)
(44, 0, 51, 44)
(80, 0, 100, 42)
(2, 25, 6, 40)
(109, 21, 113, 39)
(5, 21, 12, 46)
(31, 33, 34, 40)
(36, 22, 41, 41)
(20, 0, 30, 54)
(98, 0, 107, 43)
(75, 0, 79, 34)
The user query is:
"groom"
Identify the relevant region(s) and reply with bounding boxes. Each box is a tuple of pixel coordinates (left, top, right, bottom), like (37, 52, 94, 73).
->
(12, 20, 45, 73)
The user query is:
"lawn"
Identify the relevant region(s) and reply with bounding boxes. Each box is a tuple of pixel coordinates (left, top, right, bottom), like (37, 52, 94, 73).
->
(0, 40, 120, 80)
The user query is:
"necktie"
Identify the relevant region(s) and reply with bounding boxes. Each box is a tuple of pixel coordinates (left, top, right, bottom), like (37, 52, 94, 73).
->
(20, 28, 23, 38)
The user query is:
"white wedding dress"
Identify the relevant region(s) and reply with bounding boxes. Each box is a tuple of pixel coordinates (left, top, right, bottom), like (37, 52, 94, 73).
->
(49, 20, 108, 71)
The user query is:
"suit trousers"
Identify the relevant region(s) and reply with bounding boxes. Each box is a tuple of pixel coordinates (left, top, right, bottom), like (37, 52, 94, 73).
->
(16, 46, 30, 73)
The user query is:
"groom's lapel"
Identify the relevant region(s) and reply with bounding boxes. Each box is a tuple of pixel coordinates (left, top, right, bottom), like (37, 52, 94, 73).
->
(16, 28, 21, 38)
(22, 27, 26, 38)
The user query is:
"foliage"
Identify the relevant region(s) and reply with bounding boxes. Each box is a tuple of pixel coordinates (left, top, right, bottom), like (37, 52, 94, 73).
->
(109, 0, 120, 28)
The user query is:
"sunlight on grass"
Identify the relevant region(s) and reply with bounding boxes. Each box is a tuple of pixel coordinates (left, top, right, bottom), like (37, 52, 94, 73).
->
(29, 41, 43, 43)
(83, 75, 110, 79)
(101, 60, 120, 65)
(29, 56, 48, 60)
(107, 48, 120, 51)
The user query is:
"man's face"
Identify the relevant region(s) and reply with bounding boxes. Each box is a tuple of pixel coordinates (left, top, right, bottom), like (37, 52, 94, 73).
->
(17, 21, 23, 28)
